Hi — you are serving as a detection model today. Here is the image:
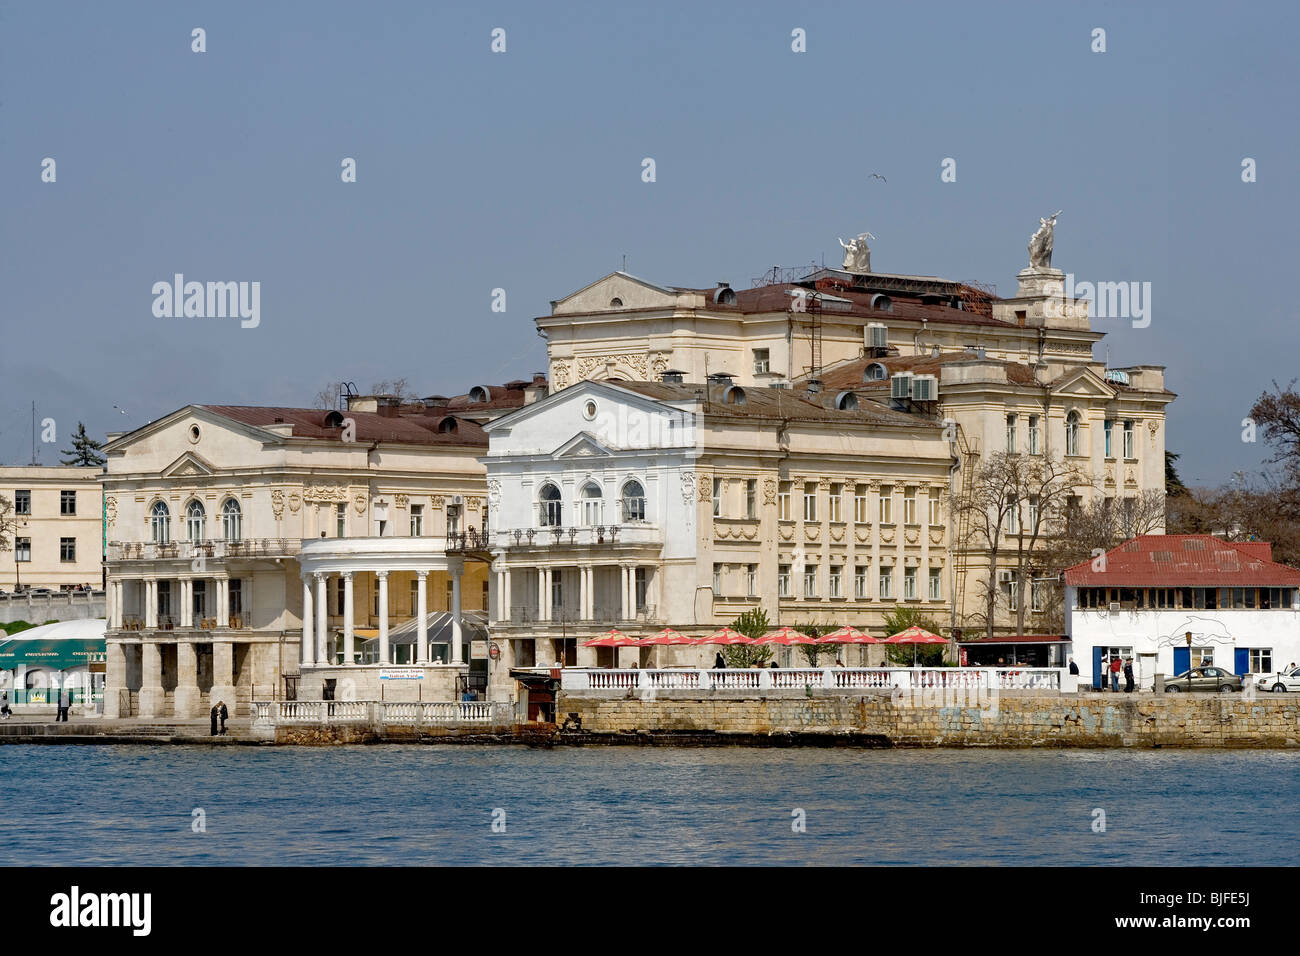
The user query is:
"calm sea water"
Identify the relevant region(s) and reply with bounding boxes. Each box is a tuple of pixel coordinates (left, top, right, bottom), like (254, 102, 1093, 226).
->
(1, 745, 1296, 866)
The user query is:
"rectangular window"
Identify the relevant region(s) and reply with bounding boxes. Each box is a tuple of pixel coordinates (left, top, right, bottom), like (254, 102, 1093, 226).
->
(15, 537, 30, 562)
(60, 490, 76, 515)
(745, 480, 757, 519)
(829, 483, 843, 522)
(752, 348, 770, 375)
(1028, 415, 1040, 455)
(192, 580, 207, 621)
(854, 484, 868, 523)
(1249, 649, 1272, 674)
(804, 564, 819, 599)
(713, 563, 723, 595)
(1104, 419, 1114, 458)
(928, 567, 942, 600)
(778, 565, 791, 598)
(879, 485, 893, 524)
(59, 537, 75, 562)
(829, 565, 842, 599)
(712, 478, 722, 517)
(410, 504, 424, 536)
(1006, 495, 1020, 534)
(746, 564, 757, 597)
(551, 577, 563, 617)
(336, 502, 346, 538)
(1032, 578, 1045, 612)
(1191, 647, 1214, 667)
(14, 490, 30, 515)
(903, 566, 917, 600)
(1002, 571, 1017, 612)
(157, 580, 172, 620)
(1006, 413, 1017, 453)
(803, 482, 817, 522)
(903, 486, 917, 524)
(229, 578, 243, 616)
(410, 579, 420, 615)
(778, 482, 792, 521)
(855, 566, 868, 599)
(635, 567, 647, 611)
(928, 489, 942, 526)
(1028, 494, 1040, 530)
(878, 566, 893, 599)
(1123, 420, 1135, 458)
(334, 578, 345, 616)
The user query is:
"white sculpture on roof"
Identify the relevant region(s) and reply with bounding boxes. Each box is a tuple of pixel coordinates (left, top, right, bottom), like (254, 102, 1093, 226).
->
(1028, 210, 1062, 269)
(838, 232, 875, 274)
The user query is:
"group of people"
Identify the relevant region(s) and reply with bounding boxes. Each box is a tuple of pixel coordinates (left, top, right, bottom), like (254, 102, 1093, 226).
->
(1068, 655, 1135, 692)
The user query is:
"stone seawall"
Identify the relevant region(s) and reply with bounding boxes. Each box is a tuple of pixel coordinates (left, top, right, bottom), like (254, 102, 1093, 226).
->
(557, 693, 1300, 747)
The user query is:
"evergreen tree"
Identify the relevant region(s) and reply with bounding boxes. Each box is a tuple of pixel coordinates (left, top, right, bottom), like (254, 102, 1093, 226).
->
(1164, 451, 1188, 497)
(61, 422, 106, 466)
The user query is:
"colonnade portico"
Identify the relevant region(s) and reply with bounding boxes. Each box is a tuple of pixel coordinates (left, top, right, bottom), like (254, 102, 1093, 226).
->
(493, 561, 658, 624)
(296, 538, 470, 697)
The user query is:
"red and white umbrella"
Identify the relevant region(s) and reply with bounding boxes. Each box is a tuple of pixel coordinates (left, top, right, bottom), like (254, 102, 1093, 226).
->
(816, 626, 880, 644)
(581, 628, 641, 647)
(754, 626, 816, 646)
(882, 625, 949, 666)
(636, 627, 695, 646)
(692, 627, 755, 645)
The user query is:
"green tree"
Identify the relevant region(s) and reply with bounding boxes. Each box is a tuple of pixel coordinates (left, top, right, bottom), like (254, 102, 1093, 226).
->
(793, 621, 839, 667)
(881, 606, 948, 667)
(722, 607, 773, 668)
(61, 422, 106, 466)
(1165, 451, 1188, 497)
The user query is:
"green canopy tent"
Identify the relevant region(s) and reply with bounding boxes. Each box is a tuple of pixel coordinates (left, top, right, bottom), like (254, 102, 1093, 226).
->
(0, 636, 104, 670)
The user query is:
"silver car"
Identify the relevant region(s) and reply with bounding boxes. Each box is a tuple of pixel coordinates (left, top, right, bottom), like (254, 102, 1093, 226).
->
(1252, 665, 1300, 694)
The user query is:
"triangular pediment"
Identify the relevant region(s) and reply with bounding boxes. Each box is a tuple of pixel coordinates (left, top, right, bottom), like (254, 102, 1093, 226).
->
(1050, 366, 1115, 399)
(161, 451, 217, 477)
(552, 431, 615, 459)
(551, 272, 678, 315)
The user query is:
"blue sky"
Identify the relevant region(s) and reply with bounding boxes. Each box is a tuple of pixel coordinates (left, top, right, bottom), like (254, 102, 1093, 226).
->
(2, 0, 1296, 486)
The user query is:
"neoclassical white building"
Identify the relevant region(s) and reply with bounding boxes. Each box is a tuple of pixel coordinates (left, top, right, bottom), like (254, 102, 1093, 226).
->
(101, 381, 542, 717)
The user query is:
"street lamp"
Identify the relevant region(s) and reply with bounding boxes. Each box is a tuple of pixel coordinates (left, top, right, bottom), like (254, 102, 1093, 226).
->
(1185, 630, 1193, 689)
(13, 514, 28, 591)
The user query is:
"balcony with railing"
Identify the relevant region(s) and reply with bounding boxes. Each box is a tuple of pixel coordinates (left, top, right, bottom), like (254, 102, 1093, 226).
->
(108, 538, 302, 562)
(501, 604, 659, 627)
(491, 523, 663, 551)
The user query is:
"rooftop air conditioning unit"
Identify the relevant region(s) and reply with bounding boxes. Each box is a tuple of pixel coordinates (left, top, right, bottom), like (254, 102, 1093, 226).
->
(911, 375, 937, 401)
(890, 373, 914, 400)
(866, 323, 888, 350)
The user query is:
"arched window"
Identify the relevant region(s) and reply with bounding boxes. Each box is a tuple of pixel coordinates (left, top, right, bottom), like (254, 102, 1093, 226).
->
(151, 501, 171, 545)
(622, 480, 646, 522)
(609, 297, 623, 307)
(864, 363, 888, 381)
(580, 483, 603, 526)
(468, 386, 489, 403)
(539, 483, 562, 527)
(1066, 411, 1080, 456)
(836, 391, 859, 411)
(186, 500, 205, 542)
(221, 498, 242, 542)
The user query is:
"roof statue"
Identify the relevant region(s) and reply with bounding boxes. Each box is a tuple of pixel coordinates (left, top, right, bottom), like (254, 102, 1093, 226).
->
(837, 232, 875, 274)
(1027, 210, 1062, 269)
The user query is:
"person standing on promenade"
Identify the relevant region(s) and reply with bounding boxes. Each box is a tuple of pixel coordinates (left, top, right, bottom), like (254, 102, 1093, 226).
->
(0, 691, 10, 719)
(218, 700, 229, 735)
(56, 686, 70, 722)
(1068, 658, 1079, 676)
(714, 652, 725, 670)
(1123, 657, 1136, 693)
(209, 703, 219, 736)
(1110, 655, 1122, 692)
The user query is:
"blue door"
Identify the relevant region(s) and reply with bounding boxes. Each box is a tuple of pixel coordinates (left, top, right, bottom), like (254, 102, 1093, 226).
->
(1234, 648, 1250, 677)
(1173, 646, 1190, 677)
(1092, 646, 1105, 690)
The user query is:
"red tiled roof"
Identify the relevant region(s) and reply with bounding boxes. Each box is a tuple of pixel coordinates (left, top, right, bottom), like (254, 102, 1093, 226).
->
(722, 284, 1012, 329)
(810, 352, 1038, 392)
(200, 406, 488, 447)
(1063, 535, 1300, 587)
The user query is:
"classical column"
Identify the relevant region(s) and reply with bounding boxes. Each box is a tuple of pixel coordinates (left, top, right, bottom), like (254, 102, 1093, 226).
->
(376, 570, 389, 666)
(179, 578, 192, 628)
(106, 579, 116, 630)
(579, 565, 591, 621)
(620, 565, 631, 621)
(138, 641, 164, 718)
(300, 576, 314, 668)
(175, 641, 199, 717)
(341, 572, 355, 665)
(314, 572, 328, 665)
(144, 578, 157, 629)
(103, 641, 127, 718)
(212, 640, 236, 714)
(216, 577, 228, 627)
(451, 566, 464, 664)
(416, 570, 429, 665)
(537, 568, 547, 622)
(502, 567, 511, 623)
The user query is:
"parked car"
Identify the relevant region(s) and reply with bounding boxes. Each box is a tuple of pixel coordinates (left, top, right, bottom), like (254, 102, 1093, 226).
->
(1164, 666, 1243, 693)
(1252, 665, 1300, 694)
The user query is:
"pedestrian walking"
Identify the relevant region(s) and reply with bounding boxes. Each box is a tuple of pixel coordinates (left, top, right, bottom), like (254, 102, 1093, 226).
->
(1097, 656, 1108, 691)
(1068, 657, 1079, 676)
(0, 691, 11, 719)
(209, 703, 219, 736)
(714, 652, 726, 670)
(1110, 655, 1122, 692)
(1123, 657, 1136, 693)
(218, 700, 229, 735)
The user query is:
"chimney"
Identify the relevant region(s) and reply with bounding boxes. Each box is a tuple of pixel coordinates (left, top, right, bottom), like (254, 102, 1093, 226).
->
(524, 373, 548, 404)
(661, 369, 686, 384)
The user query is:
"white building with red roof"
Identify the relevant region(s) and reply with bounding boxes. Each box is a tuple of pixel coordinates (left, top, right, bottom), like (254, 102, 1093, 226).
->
(1063, 535, 1300, 690)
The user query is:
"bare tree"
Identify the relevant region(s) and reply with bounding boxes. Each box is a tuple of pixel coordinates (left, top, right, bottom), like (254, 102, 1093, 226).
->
(311, 377, 418, 410)
(957, 452, 1091, 638)
(0, 495, 14, 555)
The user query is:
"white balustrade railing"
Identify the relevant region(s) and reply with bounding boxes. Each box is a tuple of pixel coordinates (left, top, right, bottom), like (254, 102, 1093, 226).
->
(560, 667, 1064, 693)
(251, 700, 515, 726)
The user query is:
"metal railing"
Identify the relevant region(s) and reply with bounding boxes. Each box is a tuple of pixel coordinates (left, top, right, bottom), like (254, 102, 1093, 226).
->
(108, 538, 301, 561)
(561, 667, 1066, 693)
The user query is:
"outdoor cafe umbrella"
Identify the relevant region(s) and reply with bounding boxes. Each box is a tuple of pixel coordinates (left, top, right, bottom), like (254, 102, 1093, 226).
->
(691, 627, 754, 645)
(581, 629, 640, 647)
(882, 625, 950, 666)
(817, 625, 880, 665)
(635, 627, 695, 646)
(753, 626, 817, 646)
